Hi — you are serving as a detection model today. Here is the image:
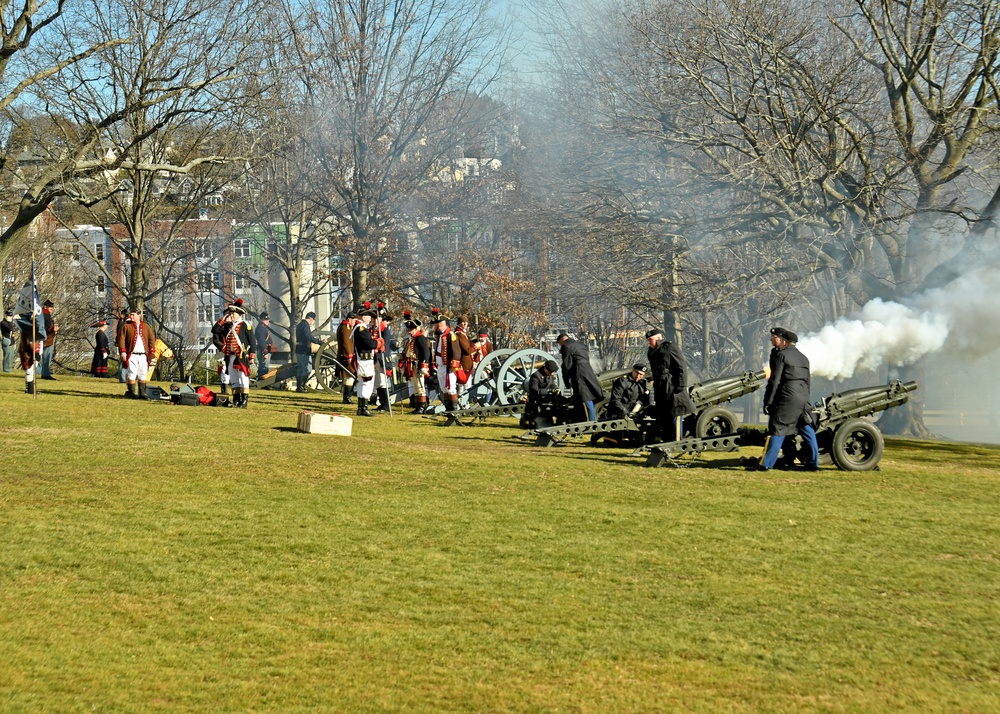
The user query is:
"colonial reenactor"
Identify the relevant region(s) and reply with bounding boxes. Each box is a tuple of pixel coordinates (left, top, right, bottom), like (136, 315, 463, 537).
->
(351, 309, 379, 416)
(605, 363, 651, 421)
(400, 318, 431, 413)
(372, 304, 396, 413)
(752, 328, 819, 471)
(453, 315, 477, 398)
(114, 307, 129, 383)
(215, 299, 255, 408)
(294, 311, 324, 393)
(432, 312, 463, 412)
(557, 333, 605, 422)
(117, 306, 156, 399)
(645, 328, 696, 442)
(521, 359, 561, 428)
(475, 327, 493, 362)
(16, 319, 43, 394)
(90, 320, 110, 378)
(336, 311, 357, 404)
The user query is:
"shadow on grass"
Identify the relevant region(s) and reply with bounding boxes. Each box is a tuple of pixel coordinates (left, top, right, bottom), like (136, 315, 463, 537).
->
(35, 388, 131, 401)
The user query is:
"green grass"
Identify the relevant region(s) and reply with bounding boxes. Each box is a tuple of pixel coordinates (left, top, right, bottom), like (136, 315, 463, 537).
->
(1, 372, 999, 712)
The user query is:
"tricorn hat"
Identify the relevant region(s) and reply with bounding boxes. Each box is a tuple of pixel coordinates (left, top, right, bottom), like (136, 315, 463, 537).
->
(404, 318, 423, 330)
(358, 309, 377, 319)
(43, 299, 54, 307)
(225, 298, 246, 315)
(430, 313, 447, 324)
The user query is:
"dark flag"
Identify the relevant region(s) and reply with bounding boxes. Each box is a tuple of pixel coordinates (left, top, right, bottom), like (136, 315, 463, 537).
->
(13, 262, 46, 339)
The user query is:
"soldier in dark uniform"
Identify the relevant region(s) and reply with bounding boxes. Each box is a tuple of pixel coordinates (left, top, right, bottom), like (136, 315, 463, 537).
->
(351, 309, 380, 416)
(294, 311, 324, 392)
(255, 312, 275, 380)
(521, 359, 561, 428)
(752, 328, 819, 471)
(646, 328, 695, 442)
(400, 318, 432, 413)
(557, 333, 604, 422)
(605, 363, 651, 421)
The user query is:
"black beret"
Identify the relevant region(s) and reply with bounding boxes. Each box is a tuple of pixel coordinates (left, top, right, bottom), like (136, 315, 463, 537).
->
(633, 363, 647, 372)
(305, 311, 317, 319)
(644, 328, 662, 339)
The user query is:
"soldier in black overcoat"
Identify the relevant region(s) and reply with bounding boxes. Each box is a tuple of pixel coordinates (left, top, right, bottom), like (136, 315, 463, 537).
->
(557, 334, 604, 422)
(754, 328, 819, 471)
(521, 359, 561, 428)
(645, 329, 695, 442)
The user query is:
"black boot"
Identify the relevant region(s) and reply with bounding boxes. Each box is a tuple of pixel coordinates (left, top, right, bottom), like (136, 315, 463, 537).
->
(376, 388, 391, 412)
(412, 396, 427, 414)
(220, 383, 229, 395)
(25, 379, 35, 394)
(357, 397, 372, 417)
(443, 398, 454, 412)
(125, 382, 137, 399)
(239, 391, 248, 409)
(343, 386, 353, 404)
(138, 381, 147, 400)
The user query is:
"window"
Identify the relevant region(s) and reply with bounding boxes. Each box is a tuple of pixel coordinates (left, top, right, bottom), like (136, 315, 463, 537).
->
(197, 272, 218, 292)
(234, 275, 249, 290)
(164, 305, 183, 323)
(95, 243, 105, 261)
(69, 243, 80, 262)
(233, 238, 252, 258)
(195, 241, 212, 259)
(197, 304, 217, 323)
(97, 275, 106, 294)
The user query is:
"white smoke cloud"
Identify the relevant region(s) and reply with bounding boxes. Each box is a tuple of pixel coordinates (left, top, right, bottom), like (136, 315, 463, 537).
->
(797, 266, 1000, 380)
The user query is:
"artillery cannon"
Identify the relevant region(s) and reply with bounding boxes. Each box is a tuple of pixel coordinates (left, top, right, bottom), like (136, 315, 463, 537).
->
(532, 369, 766, 447)
(642, 380, 918, 471)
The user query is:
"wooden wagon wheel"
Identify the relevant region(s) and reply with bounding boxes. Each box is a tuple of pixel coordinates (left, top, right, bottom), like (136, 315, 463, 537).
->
(494, 348, 560, 406)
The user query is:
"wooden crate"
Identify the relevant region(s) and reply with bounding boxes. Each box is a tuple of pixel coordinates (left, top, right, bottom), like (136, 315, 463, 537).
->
(298, 411, 353, 436)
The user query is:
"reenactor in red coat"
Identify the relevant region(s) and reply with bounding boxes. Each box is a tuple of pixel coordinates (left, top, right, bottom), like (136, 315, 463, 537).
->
(117, 306, 156, 399)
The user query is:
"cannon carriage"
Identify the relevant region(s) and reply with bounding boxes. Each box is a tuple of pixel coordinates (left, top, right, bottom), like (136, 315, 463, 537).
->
(532, 369, 766, 447)
(642, 380, 918, 470)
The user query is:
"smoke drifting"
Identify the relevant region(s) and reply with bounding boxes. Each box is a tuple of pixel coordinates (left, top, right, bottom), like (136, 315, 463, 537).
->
(798, 265, 1000, 380)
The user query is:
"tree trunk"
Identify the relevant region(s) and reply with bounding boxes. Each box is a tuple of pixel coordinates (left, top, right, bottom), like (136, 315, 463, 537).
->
(352, 267, 368, 310)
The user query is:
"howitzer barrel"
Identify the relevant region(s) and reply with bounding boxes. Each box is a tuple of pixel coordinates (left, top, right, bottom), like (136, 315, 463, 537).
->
(817, 380, 918, 430)
(689, 370, 766, 410)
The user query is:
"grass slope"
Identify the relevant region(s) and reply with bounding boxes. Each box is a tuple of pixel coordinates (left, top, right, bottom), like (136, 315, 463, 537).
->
(1, 373, 999, 713)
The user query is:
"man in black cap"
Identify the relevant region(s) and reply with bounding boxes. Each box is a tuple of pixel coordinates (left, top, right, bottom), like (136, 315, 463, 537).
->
(294, 311, 324, 393)
(557, 333, 604, 422)
(521, 359, 562, 428)
(351, 309, 379, 416)
(751, 327, 819, 471)
(605, 363, 651, 421)
(645, 328, 695, 442)
(400, 318, 431, 413)
(255, 312, 275, 380)
(0, 309, 16, 372)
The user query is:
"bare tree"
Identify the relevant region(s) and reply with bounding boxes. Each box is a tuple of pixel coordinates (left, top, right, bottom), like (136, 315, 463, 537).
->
(277, 0, 511, 308)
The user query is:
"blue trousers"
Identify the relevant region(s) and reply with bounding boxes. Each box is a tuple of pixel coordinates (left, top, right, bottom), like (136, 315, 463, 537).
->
(585, 400, 596, 422)
(40, 345, 54, 377)
(762, 424, 819, 469)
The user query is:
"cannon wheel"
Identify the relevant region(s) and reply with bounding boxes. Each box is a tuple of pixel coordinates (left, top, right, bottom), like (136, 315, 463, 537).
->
(495, 348, 559, 405)
(693, 405, 739, 439)
(466, 348, 516, 406)
(830, 419, 884, 471)
(313, 340, 347, 394)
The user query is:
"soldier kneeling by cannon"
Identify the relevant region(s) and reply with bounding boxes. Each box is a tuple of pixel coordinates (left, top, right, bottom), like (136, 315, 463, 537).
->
(520, 359, 574, 429)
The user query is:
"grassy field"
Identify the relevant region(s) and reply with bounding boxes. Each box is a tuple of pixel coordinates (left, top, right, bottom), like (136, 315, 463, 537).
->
(1, 372, 999, 713)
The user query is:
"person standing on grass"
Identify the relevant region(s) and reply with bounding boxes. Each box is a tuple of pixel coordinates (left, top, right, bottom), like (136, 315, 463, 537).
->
(645, 328, 695, 443)
(215, 299, 255, 409)
(90, 320, 110, 378)
(351, 309, 379, 416)
(1, 309, 16, 372)
(117, 306, 155, 399)
(557, 333, 604, 422)
(39, 299, 59, 380)
(255, 312, 275, 381)
(294, 311, 324, 393)
(750, 328, 819, 471)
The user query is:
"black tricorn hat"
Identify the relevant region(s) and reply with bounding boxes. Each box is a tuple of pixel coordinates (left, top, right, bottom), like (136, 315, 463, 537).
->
(43, 299, 54, 307)
(404, 318, 423, 330)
